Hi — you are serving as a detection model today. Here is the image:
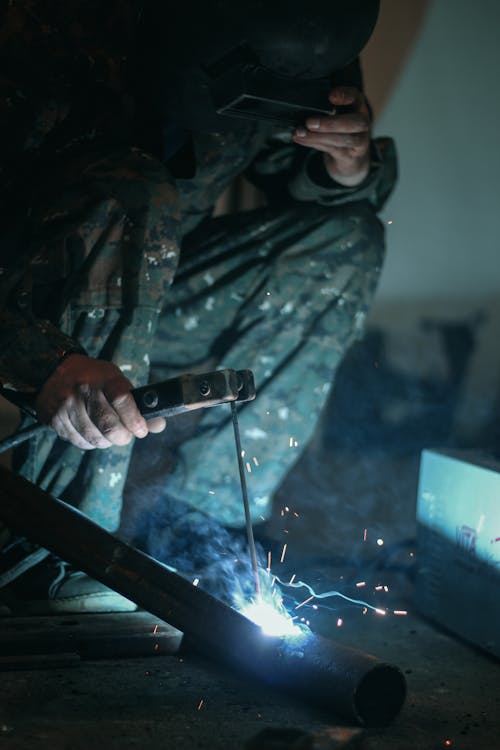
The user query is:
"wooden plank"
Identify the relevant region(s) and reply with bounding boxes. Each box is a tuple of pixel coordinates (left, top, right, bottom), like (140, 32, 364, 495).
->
(0, 611, 183, 662)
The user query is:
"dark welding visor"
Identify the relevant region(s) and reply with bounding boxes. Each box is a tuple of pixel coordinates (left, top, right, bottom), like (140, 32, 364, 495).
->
(138, 0, 380, 130)
(210, 64, 333, 127)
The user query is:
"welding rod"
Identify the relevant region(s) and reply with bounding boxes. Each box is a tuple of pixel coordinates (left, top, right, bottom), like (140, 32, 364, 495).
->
(0, 467, 406, 726)
(230, 401, 261, 600)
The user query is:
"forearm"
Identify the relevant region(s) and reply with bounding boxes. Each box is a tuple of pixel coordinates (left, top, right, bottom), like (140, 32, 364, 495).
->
(0, 306, 85, 393)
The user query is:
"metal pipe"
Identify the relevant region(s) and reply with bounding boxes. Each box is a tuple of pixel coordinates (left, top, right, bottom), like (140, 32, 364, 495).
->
(0, 467, 405, 725)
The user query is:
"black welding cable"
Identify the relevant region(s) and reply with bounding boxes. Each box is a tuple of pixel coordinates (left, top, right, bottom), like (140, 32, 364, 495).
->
(0, 424, 47, 454)
(0, 385, 47, 453)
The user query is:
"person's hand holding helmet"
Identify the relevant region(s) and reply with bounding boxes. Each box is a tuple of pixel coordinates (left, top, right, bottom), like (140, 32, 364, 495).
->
(293, 85, 371, 187)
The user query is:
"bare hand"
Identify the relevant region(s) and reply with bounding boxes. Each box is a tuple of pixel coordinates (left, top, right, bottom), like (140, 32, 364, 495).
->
(292, 86, 371, 187)
(36, 354, 166, 450)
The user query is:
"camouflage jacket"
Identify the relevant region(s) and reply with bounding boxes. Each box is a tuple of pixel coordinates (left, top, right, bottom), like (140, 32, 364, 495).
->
(0, 1, 397, 395)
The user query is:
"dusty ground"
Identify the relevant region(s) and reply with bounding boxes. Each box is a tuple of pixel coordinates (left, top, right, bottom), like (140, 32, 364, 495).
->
(1, 565, 498, 750)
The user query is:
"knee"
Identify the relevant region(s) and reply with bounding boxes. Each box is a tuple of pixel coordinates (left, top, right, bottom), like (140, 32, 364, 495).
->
(280, 201, 385, 276)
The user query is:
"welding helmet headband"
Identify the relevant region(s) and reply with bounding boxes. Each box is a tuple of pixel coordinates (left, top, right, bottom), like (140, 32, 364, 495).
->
(139, 0, 380, 130)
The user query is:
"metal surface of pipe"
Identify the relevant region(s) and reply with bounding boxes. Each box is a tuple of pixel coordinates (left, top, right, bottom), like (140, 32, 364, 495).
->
(0, 467, 406, 725)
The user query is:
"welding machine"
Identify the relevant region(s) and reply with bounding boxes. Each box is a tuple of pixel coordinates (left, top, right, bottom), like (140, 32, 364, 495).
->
(416, 449, 500, 659)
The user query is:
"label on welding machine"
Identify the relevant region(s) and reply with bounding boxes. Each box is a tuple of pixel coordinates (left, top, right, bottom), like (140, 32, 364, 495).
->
(416, 449, 500, 659)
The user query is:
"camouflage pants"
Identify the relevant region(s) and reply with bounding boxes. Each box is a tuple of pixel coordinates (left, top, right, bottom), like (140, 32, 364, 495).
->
(17, 149, 385, 531)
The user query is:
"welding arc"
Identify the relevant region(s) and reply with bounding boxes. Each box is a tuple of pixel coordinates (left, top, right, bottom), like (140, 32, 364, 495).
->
(0, 466, 406, 726)
(230, 401, 261, 599)
(276, 577, 382, 613)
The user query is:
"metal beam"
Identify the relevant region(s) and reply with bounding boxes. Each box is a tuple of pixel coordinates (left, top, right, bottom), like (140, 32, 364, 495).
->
(0, 466, 405, 725)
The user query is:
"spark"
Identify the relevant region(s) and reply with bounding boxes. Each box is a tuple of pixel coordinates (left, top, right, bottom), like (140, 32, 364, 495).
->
(285, 506, 290, 512)
(193, 578, 200, 587)
(239, 544, 406, 642)
(393, 610, 408, 616)
(363, 528, 367, 542)
(295, 595, 314, 610)
(253, 456, 259, 466)
(154, 643, 159, 651)
(375, 585, 383, 591)
(387, 219, 393, 225)
(289, 436, 294, 447)
(283, 529, 289, 534)
(208, 490, 215, 495)
(444, 741, 452, 747)
(246, 461, 252, 473)
(276, 578, 388, 615)
(376, 538, 384, 546)
(293, 511, 299, 518)
(197, 699, 204, 711)
(153, 624, 159, 635)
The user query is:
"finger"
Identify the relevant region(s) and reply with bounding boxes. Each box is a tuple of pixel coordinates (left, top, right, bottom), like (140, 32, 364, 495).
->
(83, 389, 136, 447)
(328, 86, 364, 108)
(293, 131, 370, 153)
(51, 410, 102, 451)
(103, 379, 149, 440)
(328, 87, 371, 123)
(66, 392, 118, 448)
(146, 417, 167, 434)
(305, 132, 369, 150)
(304, 112, 370, 134)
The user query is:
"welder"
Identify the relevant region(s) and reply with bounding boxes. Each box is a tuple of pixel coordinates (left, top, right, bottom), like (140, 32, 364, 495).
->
(0, 0, 397, 614)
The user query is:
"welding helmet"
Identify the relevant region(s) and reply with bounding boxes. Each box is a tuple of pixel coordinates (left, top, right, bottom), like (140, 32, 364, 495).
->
(138, 0, 380, 130)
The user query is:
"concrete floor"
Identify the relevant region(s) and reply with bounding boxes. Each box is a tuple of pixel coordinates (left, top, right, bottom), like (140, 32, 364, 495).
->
(1, 597, 498, 750)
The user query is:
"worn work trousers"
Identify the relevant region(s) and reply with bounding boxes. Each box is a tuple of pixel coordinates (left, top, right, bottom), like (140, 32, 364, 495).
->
(16, 149, 385, 531)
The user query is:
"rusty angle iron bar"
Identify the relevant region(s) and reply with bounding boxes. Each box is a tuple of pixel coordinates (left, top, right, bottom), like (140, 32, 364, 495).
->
(0, 466, 406, 726)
